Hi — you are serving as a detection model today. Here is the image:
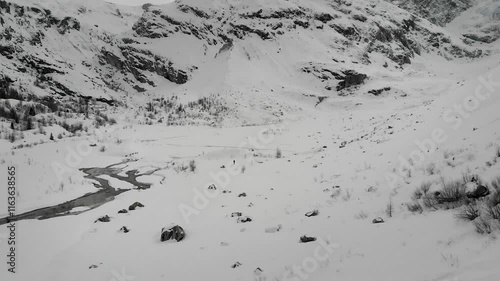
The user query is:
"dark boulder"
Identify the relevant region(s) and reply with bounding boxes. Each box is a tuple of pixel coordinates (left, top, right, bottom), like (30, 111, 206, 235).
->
(465, 182, 490, 199)
(118, 209, 128, 214)
(160, 225, 185, 242)
(120, 226, 130, 233)
(337, 70, 368, 91)
(231, 212, 242, 217)
(57, 17, 81, 34)
(129, 202, 145, 211)
(314, 13, 335, 23)
(95, 215, 111, 223)
(372, 217, 384, 224)
(368, 87, 391, 96)
(237, 216, 252, 223)
(305, 210, 319, 217)
(300, 235, 317, 243)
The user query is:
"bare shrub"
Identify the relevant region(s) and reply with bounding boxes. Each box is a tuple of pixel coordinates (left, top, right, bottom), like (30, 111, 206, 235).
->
(276, 148, 282, 159)
(189, 160, 197, 172)
(407, 202, 423, 214)
(422, 193, 438, 210)
(461, 172, 480, 184)
(342, 189, 352, 201)
(413, 181, 432, 200)
(386, 197, 393, 217)
(474, 217, 492, 234)
(484, 204, 500, 220)
(425, 163, 437, 175)
(455, 204, 480, 221)
(355, 210, 368, 220)
(438, 180, 467, 205)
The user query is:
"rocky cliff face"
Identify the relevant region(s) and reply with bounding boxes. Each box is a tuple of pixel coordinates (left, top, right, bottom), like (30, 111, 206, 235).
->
(385, 0, 472, 26)
(0, 0, 489, 108)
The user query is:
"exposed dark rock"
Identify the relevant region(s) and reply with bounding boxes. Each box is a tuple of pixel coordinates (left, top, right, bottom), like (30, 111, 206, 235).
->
(305, 210, 319, 217)
(372, 217, 384, 224)
(95, 215, 111, 223)
(133, 85, 146, 92)
(21, 55, 65, 75)
(99, 49, 125, 69)
(177, 4, 210, 19)
(402, 18, 416, 31)
(120, 226, 130, 233)
(238, 192, 247, 197)
(0, 44, 16, 57)
(331, 24, 360, 41)
(314, 13, 335, 23)
(160, 225, 185, 242)
(57, 17, 80, 34)
(387, 0, 472, 26)
(241, 8, 306, 20)
(337, 70, 368, 91)
(465, 182, 490, 199)
(368, 87, 391, 96)
(353, 14, 367, 22)
(231, 24, 271, 40)
(294, 20, 309, 29)
(95, 97, 115, 106)
(462, 34, 498, 44)
(99, 46, 191, 85)
(129, 202, 145, 210)
(300, 235, 317, 243)
(237, 216, 252, 223)
(118, 209, 128, 214)
(231, 262, 242, 268)
(231, 212, 242, 217)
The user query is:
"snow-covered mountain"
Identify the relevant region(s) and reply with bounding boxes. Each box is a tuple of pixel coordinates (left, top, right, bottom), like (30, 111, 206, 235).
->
(0, 0, 488, 118)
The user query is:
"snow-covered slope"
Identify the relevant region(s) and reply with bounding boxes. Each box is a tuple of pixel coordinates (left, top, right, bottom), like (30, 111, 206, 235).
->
(0, 0, 487, 118)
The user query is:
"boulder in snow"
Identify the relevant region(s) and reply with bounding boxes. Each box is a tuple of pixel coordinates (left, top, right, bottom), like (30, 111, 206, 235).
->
(465, 182, 490, 199)
(305, 210, 319, 217)
(237, 216, 252, 223)
(95, 215, 110, 223)
(129, 202, 145, 211)
(300, 235, 317, 243)
(160, 225, 185, 242)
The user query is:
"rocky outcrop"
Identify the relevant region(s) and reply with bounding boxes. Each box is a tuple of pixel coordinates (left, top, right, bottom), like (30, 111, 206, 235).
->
(21, 56, 65, 75)
(99, 46, 192, 85)
(56, 17, 80, 35)
(368, 87, 391, 96)
(230, 24, 271, 40)
(95, 215, 111, 223)
(386, 0, 472, 26)
(463, 34, 498, 44)
(336, 70, 368, 91)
